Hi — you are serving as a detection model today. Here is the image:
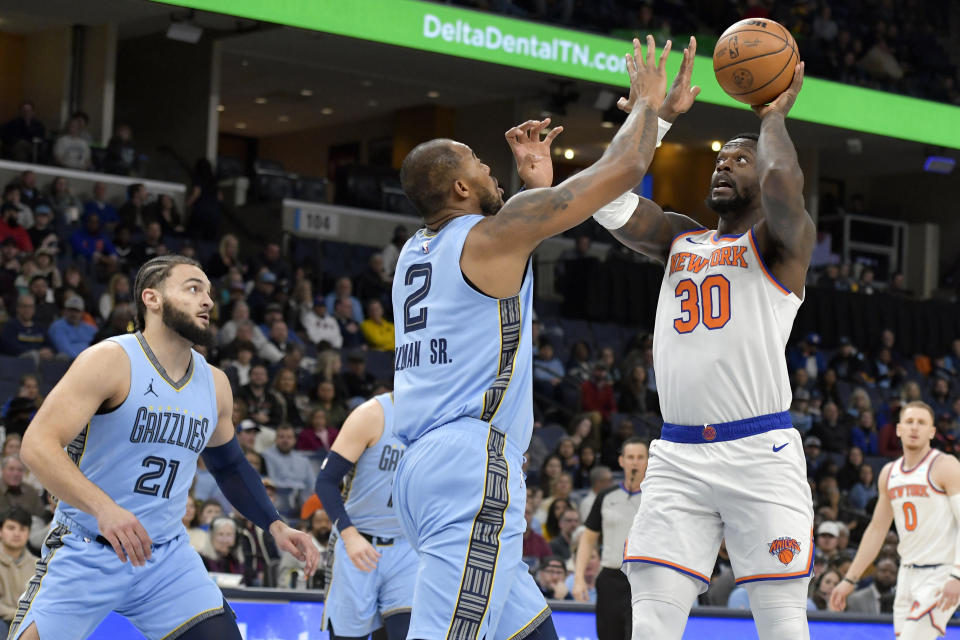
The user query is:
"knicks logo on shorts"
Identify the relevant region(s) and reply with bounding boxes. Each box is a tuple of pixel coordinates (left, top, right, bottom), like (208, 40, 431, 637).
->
(768, 537, 802, 566)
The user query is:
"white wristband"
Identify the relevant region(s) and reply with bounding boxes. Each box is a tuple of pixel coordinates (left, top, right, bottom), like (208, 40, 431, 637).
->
(657, 117, 672, 144)
(592, 191, 640, 230)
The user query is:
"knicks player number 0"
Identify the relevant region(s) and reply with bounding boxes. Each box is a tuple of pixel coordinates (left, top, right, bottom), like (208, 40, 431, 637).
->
(673, 275, 732, 333)
(133, 456, 181, 499)
(903, 501, 918, 531)
(403, 263, 432, 334)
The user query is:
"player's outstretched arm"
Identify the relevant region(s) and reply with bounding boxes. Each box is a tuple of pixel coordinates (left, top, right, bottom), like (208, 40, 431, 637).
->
(20, 341, 154, 566)
(752, 62, 816, 296)
(602, 36, 704, 263)
(472, 37, 667, 250)
(315, 398, 384, 572)
(829, 462, 895, 611)
(204, 368, 319, 576)
(930, 454, 960, 611)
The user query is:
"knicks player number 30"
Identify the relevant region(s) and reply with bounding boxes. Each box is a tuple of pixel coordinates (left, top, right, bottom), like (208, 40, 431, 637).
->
(673, 275, 732, 333)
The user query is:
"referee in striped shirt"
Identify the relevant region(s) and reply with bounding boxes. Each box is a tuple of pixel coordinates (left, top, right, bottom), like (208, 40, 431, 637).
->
(573, 437, 648, 640)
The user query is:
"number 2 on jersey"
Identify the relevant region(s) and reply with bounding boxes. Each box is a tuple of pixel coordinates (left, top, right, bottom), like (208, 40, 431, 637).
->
(903, 501, 918, 531)
(673, 275, 732, 333)
(403, 263, 432, 333)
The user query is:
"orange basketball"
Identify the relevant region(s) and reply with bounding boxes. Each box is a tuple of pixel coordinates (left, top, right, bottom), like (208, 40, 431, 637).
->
(713, 18, 799, 106)
(778, 549, 794, 564)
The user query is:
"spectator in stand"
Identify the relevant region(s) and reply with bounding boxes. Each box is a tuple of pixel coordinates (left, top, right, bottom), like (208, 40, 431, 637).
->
(324, 276, 363, 323)
(0, 507, 37, 636)
(815, 521, 841, 559)
(2, 183, 32, 229)
(836, 447, 864, 491)
(566, 340, 593, 383)
(300, 296, 342, 349)
(219, 303, 267, 351)
(817, 368, 843, 407)
(272, 368, 306, 429)
(206, 234, 245, 281)
(246, 271, 278, 325)
(332, 298, 364, 350)
(186, 158, 222, 241)
(33, 249, 60, 289)
(1, 101, 44, 161)
(47, 176, 80, 225)
(532, 340, 565, 399)
(342, 351, 375, 403)
(808, 569, 841, 611)
(70, 212, 117, 268)
(28, 276, 58, 326)
(183, 496, 213, 557)
(16, 171, 41, 211)
(296, 408, 338, 452)
(818, 264, 841, 289)
(47, 295, 95, 359)
(53, 112, 92, 170)
(0, 206, 32, 253)
(98, 273, 132, 322)
(0, 293, 52, 361)
(548, 507, 580, 561)
(118, 183, 148, 230)
(789, 388, 814, 434)
(577, 464, 613, 523)
(804, 435, 825, 480)
(246, 243, 289, 284)
(829, 336, 868, 384)
(223, 340, 255, 391)
(381, 225, 407, 277)
(568, 413, 601, 452)
(932, 412, 960, 455)
(929, 377, 953, 418)
(0, 457, 45, 519)
(878, 398, 904, 458)
(359, 299, 394, 351)
(617, 364, 659, 416)
(27, 205, 60, 257)
(535, 556, 570, 600)
(103, 123, 138, 176)
(277, 509, 329, 590)
(523, 500, 551, 564)
(354, 253, 392, 305)
(201, 517, 256, 586)
(238, 363, 285, 428)
(850, 409, 880, 456)
(787, 332, 827, 381)
(847, 465, 877, 512)
(148, 193, 184, 236)
(870, 347, 905, 390)
(812, 5, 838, 42)
(83, 182, 119, 227)
(259, 321, 290, 365)
(556, 437, 578, 474)
(888, 272, 912, 298)
(581, 362, 617, 422)
(574, 444, 598, 490)
(261, 424, 317, 497)
(539, 454, 563, 495)
(858, 268, 880, 295)
(845, 557, 897, 614)
(311, 380, 348, 430)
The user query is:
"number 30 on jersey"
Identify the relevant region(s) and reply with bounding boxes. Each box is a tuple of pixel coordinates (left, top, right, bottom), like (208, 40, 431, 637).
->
(673, 275, 732, 333)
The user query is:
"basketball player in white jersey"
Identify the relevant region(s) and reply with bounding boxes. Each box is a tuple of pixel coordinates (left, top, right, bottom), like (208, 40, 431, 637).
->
(596, 55, 815, 638)
(831, 401, 960, 638)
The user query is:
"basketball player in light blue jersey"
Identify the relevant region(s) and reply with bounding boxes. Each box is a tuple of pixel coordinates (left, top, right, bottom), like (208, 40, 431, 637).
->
(314, 393, 414, 640)
(10, 255, 318, 640)
(391, 36, 675, 640)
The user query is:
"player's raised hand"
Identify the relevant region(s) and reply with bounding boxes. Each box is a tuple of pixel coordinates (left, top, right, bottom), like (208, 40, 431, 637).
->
(342, 527, 383, 572)
(659, 36, 701, 123)
(504, 118, 564, 189)
(937, 577, 960, 611)
(271, 522, 321, 577)
(828, 577, 854, 611)
(753, 62, 804, 119)
(97, 503, 153, 566)
(617, 35, 671, 114)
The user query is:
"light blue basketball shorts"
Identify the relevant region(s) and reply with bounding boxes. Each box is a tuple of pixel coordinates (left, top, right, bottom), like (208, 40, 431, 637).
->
(321, 530, 416, 636)
(9, 518, 230, 640)
(393, 419, 550, 640)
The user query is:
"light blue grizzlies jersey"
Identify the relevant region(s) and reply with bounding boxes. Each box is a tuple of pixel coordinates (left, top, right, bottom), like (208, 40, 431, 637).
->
(56, 332, 218, 544)
(342, 393, 404, 538)
(392, 214, 534, 449)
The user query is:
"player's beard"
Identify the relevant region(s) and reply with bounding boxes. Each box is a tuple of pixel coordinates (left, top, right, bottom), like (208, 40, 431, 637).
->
(162, 301, 213, 348)
(478, 184, 504, 216)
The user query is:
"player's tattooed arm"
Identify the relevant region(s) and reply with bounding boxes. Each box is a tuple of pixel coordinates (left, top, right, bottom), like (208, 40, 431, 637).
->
(609, 199, 701, 263)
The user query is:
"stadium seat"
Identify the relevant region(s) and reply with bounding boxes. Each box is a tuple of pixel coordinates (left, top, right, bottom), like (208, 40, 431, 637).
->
(366, 350, 394, 383)
(39, 359, 71, 387)
(0, 356, 37, 382)
(536, 423, 566, 453)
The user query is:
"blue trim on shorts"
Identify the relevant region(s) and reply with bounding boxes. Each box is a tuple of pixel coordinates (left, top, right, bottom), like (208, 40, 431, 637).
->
(622, 558, 710, 586)
(660, 411, 792, 444)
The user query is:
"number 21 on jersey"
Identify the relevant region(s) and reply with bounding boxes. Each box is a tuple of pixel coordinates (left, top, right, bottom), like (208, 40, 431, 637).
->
(673, 275, 732, 333)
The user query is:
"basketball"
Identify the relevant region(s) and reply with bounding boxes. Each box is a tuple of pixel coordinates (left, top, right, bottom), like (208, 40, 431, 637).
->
(713, 18, 799, 106)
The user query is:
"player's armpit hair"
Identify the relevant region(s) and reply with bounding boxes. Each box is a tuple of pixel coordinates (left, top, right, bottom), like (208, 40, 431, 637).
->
(202, 437, 281, 531)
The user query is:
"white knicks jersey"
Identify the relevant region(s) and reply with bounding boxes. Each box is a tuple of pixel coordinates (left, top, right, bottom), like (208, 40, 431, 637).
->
(887, 449, 957, 566)
(653, 228, 801, 425)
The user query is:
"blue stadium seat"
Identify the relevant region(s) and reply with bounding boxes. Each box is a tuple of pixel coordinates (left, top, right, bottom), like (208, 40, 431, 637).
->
(39, 359, 71, 387)
(536, 423, 566, 453)
(366, 350, 394, 383)
(0, 356, 37, 382)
